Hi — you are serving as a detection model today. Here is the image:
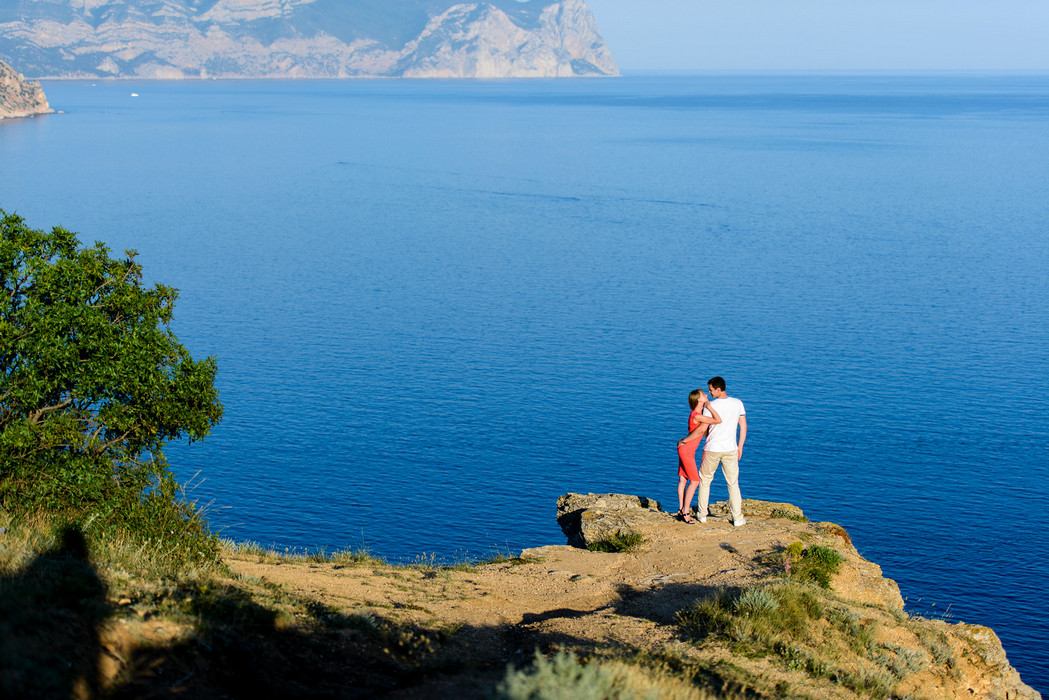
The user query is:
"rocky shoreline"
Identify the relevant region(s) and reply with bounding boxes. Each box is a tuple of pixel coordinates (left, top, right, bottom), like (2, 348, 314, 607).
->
(0, 58, 52, 120)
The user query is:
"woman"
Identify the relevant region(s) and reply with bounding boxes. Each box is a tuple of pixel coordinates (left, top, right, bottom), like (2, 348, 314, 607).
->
(675, 389, 721, 523)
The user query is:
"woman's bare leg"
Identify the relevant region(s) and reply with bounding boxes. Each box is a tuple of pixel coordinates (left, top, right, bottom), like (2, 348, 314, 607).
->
(683, 479, 700, 517)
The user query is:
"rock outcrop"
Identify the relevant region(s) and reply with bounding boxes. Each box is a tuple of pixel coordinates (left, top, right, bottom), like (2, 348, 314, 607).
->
(556, 492, 666, 548)
(557, 492, 905, 610)
(0, 0, 618, 79)
(0, 58, 52, 119)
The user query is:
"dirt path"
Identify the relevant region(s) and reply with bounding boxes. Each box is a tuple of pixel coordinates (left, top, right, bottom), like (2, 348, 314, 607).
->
(226, 512, 824, 659)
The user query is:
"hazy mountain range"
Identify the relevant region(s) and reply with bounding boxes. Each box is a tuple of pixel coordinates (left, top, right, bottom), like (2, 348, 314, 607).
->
(0, 0, 618, 79)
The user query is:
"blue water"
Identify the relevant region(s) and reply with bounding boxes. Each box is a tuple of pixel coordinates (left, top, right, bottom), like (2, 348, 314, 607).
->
(3, 75, 1047, 691)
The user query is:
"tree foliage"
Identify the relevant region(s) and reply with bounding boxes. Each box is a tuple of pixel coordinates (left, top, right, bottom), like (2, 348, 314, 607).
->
(0, 210, 222, 541)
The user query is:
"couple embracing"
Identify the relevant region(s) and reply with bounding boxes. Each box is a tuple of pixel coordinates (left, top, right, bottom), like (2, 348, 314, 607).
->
(675, 376, 747, 526)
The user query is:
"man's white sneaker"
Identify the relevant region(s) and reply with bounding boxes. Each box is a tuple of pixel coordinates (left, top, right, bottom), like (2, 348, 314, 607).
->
(697, 516, 707, 523)
(733, 518, 747, 527)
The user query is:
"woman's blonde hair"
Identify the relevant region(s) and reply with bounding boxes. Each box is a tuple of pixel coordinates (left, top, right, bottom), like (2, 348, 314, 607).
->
(688, 389, 704, 410)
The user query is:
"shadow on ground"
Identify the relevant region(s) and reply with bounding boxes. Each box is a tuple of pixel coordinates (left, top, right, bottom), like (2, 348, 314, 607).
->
(0, 526, 109, 698)
(611, 581, 724, 626)
(1, 545, 754, 699)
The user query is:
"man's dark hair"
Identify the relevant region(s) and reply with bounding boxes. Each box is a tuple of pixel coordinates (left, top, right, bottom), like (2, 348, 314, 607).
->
(708, 376, 726, 392)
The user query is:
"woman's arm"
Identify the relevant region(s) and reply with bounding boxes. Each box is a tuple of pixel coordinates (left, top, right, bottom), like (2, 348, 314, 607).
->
(677, 401, 721, 446)
(694, 402, 721, 425)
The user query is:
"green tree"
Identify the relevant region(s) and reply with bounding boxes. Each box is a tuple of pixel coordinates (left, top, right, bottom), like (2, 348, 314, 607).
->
(0, 210, 222, 550)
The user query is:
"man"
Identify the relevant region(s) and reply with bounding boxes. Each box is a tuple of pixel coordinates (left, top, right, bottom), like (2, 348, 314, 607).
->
(697, 376, 747, 526)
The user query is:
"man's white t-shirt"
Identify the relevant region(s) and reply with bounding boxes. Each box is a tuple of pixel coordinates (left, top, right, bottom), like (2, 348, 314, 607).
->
(703, 397, 745, 453)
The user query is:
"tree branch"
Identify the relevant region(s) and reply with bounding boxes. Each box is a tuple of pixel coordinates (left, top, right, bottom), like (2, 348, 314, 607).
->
(28, 397, 73, 424)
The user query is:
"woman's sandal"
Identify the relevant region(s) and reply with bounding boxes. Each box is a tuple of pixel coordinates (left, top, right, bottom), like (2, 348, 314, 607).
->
(677, 510, 696, 524)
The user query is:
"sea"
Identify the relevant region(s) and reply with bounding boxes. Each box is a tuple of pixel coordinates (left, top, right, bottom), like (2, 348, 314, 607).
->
(2, 74, 1047, 692)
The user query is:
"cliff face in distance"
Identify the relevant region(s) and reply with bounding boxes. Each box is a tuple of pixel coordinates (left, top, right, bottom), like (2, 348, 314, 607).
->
(0, 58, 52, 119)
(0, 0, 618, 79)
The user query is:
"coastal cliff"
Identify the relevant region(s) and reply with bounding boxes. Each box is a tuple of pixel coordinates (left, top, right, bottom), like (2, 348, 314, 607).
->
(546, 494, 1039, 699)
(0, 58, 52, 119)
(0, 0, 618, 79)
(3, 496, 1036, 698)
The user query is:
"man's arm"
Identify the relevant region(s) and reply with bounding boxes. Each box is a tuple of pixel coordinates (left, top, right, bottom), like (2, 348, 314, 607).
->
(737, 415, 747, 460)
(677, 423, 708, 447)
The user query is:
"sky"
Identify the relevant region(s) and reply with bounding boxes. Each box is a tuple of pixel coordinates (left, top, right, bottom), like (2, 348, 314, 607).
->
(584, 0, 1049, 71)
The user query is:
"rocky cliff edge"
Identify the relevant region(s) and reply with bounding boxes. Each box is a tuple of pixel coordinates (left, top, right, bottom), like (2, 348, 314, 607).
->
(0, 59, 52, 119)
(219, 494, 1040, 699)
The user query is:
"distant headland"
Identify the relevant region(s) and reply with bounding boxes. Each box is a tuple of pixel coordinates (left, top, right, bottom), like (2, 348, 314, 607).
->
(0, 58, 52, 119)
(0, 0, 618, 80)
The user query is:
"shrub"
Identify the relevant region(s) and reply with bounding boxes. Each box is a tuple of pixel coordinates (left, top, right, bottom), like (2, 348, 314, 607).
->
(770, 508, 808, 522)
(679, 584, 829, 650)
(733, 587, 780, 617)
(783, 542, 844, 588)
(497, 650, 723, 700)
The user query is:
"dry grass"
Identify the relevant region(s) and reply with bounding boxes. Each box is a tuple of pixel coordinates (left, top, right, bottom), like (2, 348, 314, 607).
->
(587, 530, 645, 553)
(498, 649, 749, 700)
(675, 580, 967, 698)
